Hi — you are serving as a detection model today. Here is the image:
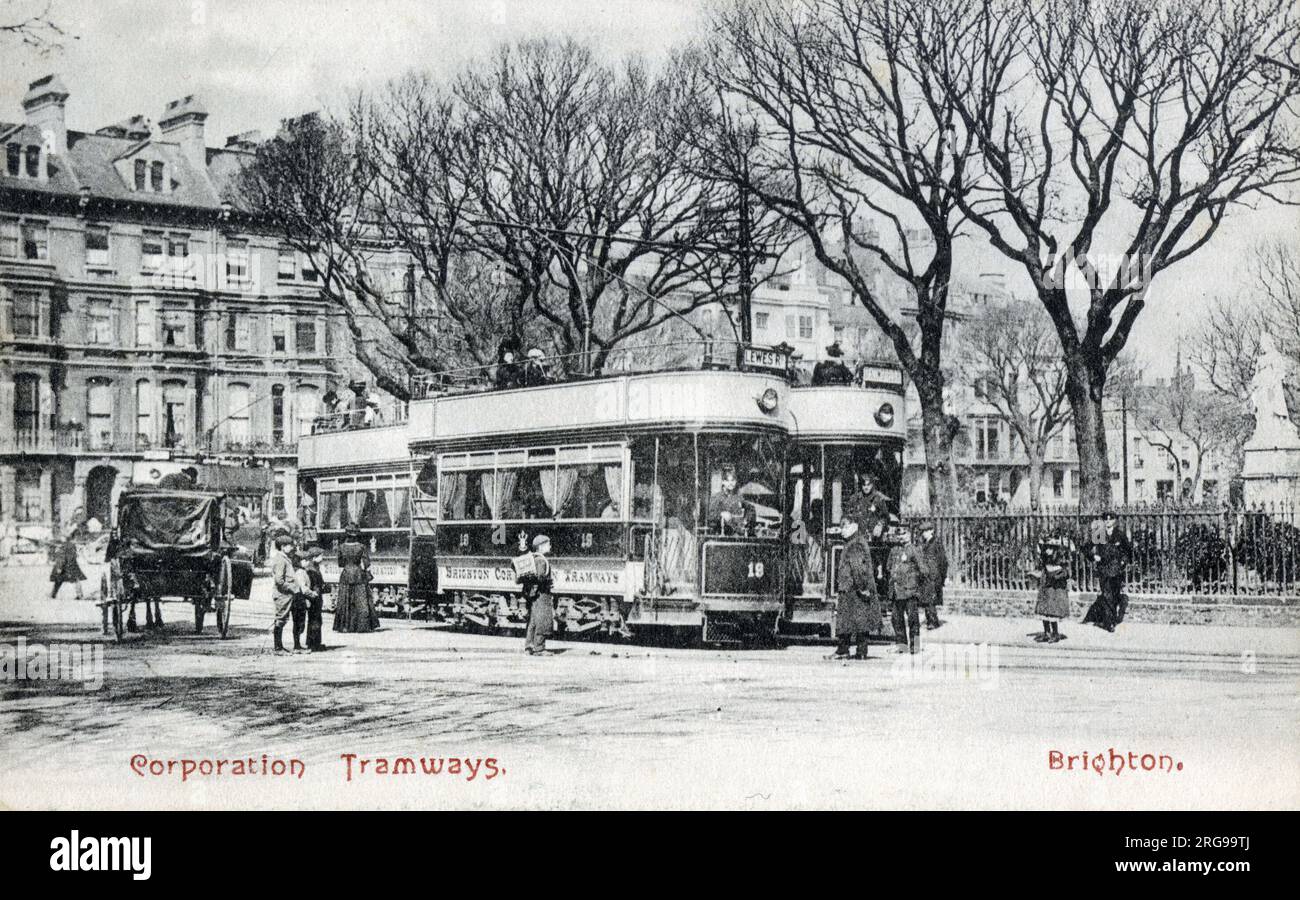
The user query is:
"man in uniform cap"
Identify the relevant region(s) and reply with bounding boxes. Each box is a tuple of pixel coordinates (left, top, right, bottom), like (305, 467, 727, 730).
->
(916, 520, 948, 630)
(707, 465, 749, 535)
(829, 520, 881, 660)
(887, 525, 924, 654)
(843, 472, 891, 539)
(520, 534, 556, 654)
(1088, 511, 1133, 632)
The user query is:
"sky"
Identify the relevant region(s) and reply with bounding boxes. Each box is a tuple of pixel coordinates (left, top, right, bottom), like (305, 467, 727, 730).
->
(4, 0, 1297, 376)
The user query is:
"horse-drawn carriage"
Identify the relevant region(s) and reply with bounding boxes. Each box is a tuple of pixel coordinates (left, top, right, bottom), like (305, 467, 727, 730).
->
(99, 487, 254, 640)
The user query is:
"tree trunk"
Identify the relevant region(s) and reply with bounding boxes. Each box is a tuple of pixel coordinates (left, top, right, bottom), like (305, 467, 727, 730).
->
(1064, 357, 1113, 512)
(1027, 452, 1045, 511)
(917, 384, 958, 512)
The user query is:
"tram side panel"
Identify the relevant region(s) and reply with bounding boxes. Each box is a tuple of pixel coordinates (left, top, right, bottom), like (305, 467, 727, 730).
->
(429, 521, 638, 636)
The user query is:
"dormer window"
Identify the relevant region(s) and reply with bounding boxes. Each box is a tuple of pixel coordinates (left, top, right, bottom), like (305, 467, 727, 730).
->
(131, 158, 168, 193)
(5, 144, 43, 179)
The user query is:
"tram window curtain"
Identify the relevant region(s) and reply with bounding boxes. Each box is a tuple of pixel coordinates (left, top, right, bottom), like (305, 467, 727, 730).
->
(603, 465, 622, 516)
(541, 466, 579, 517)
(439, 472, 467, 520)
(391, 487, 410, 527)
(320, 492, 343, 530)
(482, 470, 518, 520)
(346, 490, 364, 524)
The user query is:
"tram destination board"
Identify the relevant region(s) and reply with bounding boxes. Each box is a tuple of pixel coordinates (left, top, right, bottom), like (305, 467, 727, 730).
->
(701, 540, 779, 596)
(740, 345, 791, 375)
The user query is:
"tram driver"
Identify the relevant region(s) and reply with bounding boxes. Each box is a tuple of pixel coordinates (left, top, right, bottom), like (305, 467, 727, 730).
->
(707, 465, 753, 536)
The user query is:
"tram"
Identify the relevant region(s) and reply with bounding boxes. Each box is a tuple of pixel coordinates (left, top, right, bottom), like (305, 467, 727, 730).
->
(297, 410, 413, 611)
(296, 341, 906, 643)
(782, 363, 907, 639)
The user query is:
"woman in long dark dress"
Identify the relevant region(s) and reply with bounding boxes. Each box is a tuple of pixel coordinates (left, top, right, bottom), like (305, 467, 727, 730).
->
(333, 524, 379, 633)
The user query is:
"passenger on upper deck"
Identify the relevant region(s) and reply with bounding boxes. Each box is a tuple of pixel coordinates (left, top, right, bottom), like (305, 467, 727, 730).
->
(812, 342, 854, 386)
(523, 348, 553, 387)
(706, 465, 751, 536)
(495, 339, 525, 390)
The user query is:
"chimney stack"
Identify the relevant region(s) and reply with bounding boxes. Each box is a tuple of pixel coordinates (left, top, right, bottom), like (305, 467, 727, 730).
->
(224, 130, 263, 152)
(22, 74, 70, 157)
(158, 94, 209, 171)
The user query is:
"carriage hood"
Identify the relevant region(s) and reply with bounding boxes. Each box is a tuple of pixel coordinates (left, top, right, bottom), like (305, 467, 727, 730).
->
(116, 491, 220, 556)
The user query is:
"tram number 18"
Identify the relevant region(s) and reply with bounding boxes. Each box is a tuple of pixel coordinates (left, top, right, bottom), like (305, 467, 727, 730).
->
(747, 561, 765, 579)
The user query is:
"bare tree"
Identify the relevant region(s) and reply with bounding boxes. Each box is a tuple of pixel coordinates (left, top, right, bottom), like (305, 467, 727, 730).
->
(359, 77, 556, 368)
(709, 0, 981, 509)
(1254, 238, 1300, 367)
(237, 113, 436, 399)
(1188, 293, 1266, 402)
(917, 0, 1300, 510)
(1, 0, 71, 53)
(961, 301, 1072, 509)
(453, 38, 789, 371)
(1133, 368, 1249, 502)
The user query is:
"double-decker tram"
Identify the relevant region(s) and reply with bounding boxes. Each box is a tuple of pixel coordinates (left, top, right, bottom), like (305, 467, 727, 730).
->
(297, 341, 907, 644)
(406, 343, 793, 644)
(783, 364, 907, 639)
(297, 407, 413, 611)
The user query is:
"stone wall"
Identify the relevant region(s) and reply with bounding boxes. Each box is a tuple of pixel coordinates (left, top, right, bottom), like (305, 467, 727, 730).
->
(943, 587, 1299, 627)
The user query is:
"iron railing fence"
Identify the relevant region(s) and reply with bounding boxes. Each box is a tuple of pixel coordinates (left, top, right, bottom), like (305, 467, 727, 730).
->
(922, 502, 1299, 598)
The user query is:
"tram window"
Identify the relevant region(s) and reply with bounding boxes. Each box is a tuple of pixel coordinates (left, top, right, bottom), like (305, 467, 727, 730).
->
(826, 444, 900, 525)
(391, 487, 411, 528)
(630, 439, 657, 521)
(788, 450, 825, 538)
(318, 491, 351, 530)
(504, 467, 550, 520)
(358, 489, 394, 529)
(554, 463, 622, 519)
(700, 434, 781, 535)
(657, 435, 697, 529)
(439, 470, 492, 521)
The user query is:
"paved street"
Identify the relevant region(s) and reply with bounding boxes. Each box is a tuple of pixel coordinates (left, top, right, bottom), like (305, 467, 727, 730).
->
(1, 563, 1297, 810)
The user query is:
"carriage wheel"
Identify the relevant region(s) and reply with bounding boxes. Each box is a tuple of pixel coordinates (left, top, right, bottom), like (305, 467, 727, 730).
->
(107, 565, 126, 641)
(216, 557, 233, 638)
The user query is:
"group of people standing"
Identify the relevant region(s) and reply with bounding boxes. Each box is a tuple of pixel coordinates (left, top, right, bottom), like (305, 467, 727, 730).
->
(832, 518, 947, 660)
(495, 340, 554, 390)
(267, 522, 379, 654)
(1033, 510, 1134, 642)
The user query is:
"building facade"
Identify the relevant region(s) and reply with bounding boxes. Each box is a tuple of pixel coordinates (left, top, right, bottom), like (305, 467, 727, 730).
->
(1, 76, 345, 536)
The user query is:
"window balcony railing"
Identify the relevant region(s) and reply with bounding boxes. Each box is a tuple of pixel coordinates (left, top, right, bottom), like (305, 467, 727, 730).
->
(0, 417, 83, 453)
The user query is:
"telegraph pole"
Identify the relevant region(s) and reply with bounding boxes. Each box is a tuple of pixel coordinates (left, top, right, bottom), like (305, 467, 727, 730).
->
(737, 167, 754, 346)
(1121, 391, 1130, 505)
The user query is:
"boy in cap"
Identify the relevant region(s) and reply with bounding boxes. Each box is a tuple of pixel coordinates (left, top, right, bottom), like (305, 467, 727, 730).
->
(269, 533, 297, 654)
(520, 534, 555, 654)
(301, 544, 328, 651)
